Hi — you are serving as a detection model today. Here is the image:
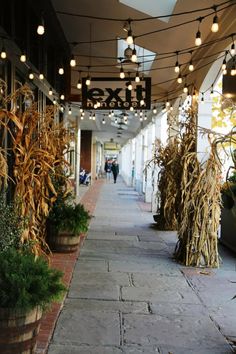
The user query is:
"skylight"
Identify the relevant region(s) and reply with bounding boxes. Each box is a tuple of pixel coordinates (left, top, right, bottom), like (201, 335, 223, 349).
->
(119, 0, 177, 23)
(117, 39, 156, 75)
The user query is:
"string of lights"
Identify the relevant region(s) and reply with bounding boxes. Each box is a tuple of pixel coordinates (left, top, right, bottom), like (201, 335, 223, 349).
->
(56, 0, 233, 22)
(69, 1, 236, 45)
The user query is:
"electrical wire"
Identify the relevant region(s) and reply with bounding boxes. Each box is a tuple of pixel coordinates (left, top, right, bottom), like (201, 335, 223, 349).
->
(69, 2, 236, 45)
(55, 0, 233, 22)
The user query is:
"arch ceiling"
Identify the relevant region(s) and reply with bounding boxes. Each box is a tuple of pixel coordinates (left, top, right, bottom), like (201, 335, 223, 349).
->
(51, 0, 236, 145)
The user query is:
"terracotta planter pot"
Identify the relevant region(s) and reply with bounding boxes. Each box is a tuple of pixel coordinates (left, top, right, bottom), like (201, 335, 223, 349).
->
(0, 306, 42, 354)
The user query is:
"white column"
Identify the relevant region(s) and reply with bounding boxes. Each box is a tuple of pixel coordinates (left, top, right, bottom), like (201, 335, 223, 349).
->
(75, 117, 81, 199)
(144, 123, 155, 202)
(197, 92, 212, 163)
(135, 133, 144, 194)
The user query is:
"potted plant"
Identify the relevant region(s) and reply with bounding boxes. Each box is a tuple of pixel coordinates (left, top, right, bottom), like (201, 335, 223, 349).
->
(0, 197, 66, 354)
(47, 196, 90, 252)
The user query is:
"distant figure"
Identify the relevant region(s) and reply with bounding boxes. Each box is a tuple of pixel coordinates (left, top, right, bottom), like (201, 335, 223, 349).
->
(111, 160, 119, 183)
(104, 159, 112, 180)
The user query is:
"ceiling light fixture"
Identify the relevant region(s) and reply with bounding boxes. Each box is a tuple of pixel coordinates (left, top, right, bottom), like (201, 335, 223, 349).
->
(49, 88, 53, 96)
(68, 107, 72, 115)
(153, 106, 157, 114)
(39, 73, 44, 80)
(60, 94, 65, 100)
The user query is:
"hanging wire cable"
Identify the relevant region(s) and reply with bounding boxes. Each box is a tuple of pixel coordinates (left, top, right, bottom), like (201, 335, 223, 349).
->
(68, 2, 236, 45)
(55, 0, 233, 22)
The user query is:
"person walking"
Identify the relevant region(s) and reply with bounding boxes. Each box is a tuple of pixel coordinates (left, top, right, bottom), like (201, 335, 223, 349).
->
(111, 159, 119, 183)
(104, 159, 112, 180)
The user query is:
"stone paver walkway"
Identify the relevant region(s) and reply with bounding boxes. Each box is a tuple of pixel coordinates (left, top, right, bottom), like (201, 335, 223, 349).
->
(48, 177, 236, 354)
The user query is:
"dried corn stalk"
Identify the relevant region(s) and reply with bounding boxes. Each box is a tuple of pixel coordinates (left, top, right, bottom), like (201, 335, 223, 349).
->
(174, 143, 221, 267)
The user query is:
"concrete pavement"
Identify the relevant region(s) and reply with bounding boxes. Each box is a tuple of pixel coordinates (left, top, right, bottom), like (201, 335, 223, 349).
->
(48, 177, 236, 353)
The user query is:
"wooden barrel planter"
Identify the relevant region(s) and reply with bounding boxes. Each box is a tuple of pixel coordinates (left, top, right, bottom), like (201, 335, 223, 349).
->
(0, 306, 42, 354)
(48, 231, 81, 253)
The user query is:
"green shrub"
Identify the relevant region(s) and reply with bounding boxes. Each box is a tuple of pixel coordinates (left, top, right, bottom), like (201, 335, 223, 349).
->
(0, 248, 66, 311)
(0, 197, 26, 252)
(49, 201, 90, 235)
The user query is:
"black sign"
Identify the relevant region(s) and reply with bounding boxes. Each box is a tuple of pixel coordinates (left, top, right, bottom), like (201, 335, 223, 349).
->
(82, 77, 151, 110)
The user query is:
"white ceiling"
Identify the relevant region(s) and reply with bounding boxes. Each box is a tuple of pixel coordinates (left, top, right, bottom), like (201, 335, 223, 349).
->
(51, 0, 235, 145)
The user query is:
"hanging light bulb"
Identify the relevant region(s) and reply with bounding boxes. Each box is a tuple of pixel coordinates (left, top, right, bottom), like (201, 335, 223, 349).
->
(223, 69, 227, 75)
(81, 111, 85, 117)
(94, 103, 98, 109)
(162, 106, 166, 113)
(140, 116, 143, 122)
(39, 73, 44, 80)
(211, 13, 219, 33)
(92, 113, 96, 120)
(130, 106, 134, 111)
(140, 99, 145, 106)
(192, 89, 197, 99)
(144, 114, 147, 121)
(20, 52, 26, 62)
(108, 111, 111, 118)
(230, 40, 235, 55)
(135, 71, 140, 83)
(111, 110, 114, 116)
(174, 52, 180, 73)
(58, 67, 64, 75)
(210, 86, 214, 97)
(166, 100, 170, 107)
(183, 84, 188, 93)
(222, 58, 227, 71)
(126, 21, 133, 45)
(195, 19, 202, 46)
(140, 110, 143, 116)
(86, 76, 91, 86)
(115, 118, 118, 124)
(0, 46, 6, 59)
(195, 30, 202, 46)
(131, 46, 137, 62)
(189, 60, 194, 72)
(134, 110, 138, 117)
(77, 79, 82, 89)
(120, 66, 125, 79)
(127, 81, 132, 90)
(170, 105, 173, 111)
(29, 71, 34, 80)
(231, 64, 236, 76)
(153, 106, 157, 114)
(49, 88, 53, 96)
(68, 107, 72, 115)
(89, 112, 92, 120)
(37, 17, 45, 35)
(53, 98, 56, 105)
(60, 94, 65, 100)
(60, 105, 64, 112)
(97, 101, 101, 108)
(81, 115, 84, 120)
(80, 107, 83, 113)
(102, 118, 106, 124)
(177, 74, 182, 84)
(70, 55, 76, 67)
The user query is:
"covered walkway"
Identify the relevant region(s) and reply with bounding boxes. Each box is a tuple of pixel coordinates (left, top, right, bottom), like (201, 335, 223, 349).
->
(48, 177, 236, 354)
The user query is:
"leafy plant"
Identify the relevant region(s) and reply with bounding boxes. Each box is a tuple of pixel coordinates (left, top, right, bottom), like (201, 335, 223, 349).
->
(0, 248, 66, 311)
(0, 196, 26, 252)
(49, 200, 90, 235)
